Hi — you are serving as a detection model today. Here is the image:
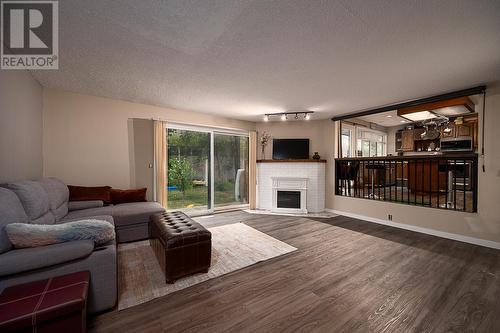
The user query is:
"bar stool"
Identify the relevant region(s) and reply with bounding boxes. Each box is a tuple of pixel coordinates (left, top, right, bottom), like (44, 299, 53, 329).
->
(365, 163, 385, 199)
(438, 162, 465, 208)
(339, 162, 360, 196)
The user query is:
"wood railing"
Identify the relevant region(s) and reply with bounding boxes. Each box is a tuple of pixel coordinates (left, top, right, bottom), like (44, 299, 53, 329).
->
(335, 154, 478, 212)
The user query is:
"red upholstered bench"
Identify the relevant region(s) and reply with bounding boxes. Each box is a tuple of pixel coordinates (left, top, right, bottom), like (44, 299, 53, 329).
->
(0, 271, 89, 333)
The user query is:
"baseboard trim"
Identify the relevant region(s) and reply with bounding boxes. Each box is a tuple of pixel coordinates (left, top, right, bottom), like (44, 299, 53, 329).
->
(325, 209, 500, 250)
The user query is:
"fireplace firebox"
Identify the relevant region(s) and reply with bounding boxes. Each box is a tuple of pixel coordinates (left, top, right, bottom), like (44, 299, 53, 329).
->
(277, 191, 301, 209)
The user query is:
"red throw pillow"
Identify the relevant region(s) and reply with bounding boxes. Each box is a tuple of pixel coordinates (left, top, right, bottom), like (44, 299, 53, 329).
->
(68, 185, 112, 204)
(110, 188, 147, 204)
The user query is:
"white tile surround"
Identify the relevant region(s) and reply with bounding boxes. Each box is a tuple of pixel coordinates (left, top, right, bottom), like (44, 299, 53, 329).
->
(257, 162, 326, 213)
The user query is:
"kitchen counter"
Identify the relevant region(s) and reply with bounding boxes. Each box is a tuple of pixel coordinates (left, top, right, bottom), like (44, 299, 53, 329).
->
(335, 152, 477, 161)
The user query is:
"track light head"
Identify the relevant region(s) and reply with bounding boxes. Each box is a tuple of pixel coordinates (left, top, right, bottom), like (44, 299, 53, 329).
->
(264, 114, 269, 122)
(281, 114, 287, 121)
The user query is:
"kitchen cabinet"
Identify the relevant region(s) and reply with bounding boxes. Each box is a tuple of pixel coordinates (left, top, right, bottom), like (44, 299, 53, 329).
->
(413, 128, 425, 141)
(396, 162, 408, 180)
(439, 115, 478, 148)
(464, 116, 478, 149)
(456, 123, 472, 137)
(408, 160, 447, 194)
(400, 130, 414, 151)
(440, 123, 455, 138)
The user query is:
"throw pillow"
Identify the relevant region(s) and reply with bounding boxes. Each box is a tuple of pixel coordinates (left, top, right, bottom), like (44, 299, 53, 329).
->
(6, 220, 115, 248)
(68, 185, 112, 204)
(110, 188, 147, 204)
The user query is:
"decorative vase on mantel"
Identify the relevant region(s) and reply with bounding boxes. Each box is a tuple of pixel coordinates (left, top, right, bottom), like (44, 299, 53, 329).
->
(260, 132, 271, 160)
(312, 152, 321, 160)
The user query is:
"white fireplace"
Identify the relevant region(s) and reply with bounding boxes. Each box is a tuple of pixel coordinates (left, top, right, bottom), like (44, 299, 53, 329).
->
(272, 177, 308, 213)
(257, 160, 326, 213)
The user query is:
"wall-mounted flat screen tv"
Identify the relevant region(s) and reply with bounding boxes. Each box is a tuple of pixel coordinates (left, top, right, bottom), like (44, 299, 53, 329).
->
(272, 139, 310, 160)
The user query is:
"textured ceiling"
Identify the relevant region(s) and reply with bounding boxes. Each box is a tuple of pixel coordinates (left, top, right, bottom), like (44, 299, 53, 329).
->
(32, 0, 500, 121)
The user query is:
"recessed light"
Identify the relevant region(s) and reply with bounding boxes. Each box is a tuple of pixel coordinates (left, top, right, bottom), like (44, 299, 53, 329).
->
(386, 115, 392, 118)
(400, 120, 407, 123)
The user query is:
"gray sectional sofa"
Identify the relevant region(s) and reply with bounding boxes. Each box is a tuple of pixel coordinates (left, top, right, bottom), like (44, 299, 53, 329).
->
(0, 177, 165, 313)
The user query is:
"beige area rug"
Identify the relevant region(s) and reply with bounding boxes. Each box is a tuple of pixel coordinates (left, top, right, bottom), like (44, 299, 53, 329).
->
(117, 223, 297, 310)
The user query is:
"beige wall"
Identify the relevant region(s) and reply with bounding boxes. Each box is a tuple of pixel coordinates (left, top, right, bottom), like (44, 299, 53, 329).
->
(43, 89, 255, 189)
(0, 71, 43, 182)
(332, 84, 500, 243)
(255, 119, 336, 210)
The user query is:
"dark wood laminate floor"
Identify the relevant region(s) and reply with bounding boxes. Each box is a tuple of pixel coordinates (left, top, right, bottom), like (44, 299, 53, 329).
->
(89, 211, 500, 333)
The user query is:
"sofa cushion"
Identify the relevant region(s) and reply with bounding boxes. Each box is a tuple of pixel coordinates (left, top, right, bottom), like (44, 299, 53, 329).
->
(39, 177, 69, 221)
(62, 206, 114, 221)
(6, 180, 55, 225)
(110, 188, 147, 204)
(112, 202, 165, 228)
(0, 188, 29, 254)
(68, 185, 112, 204)
(0, 240, 94, 276)
(68, 200, 104, 212)
(60, 214, 114, 227)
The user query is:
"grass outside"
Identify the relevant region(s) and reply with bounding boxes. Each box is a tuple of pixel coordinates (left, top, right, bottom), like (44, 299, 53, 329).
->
(167, 182, 240, 209)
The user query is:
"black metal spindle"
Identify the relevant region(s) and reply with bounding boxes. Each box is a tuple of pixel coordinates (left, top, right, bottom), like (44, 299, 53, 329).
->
(437, 159, 440, 208)
(429, 160, 432, 207)
(421, 160, 424, 206)
(383, 159, 386, 201)
(472, 156, 478, 212)
(407, 161, 410, 204)
(453, 159, 457, 210)
(463, 159, 466, 212)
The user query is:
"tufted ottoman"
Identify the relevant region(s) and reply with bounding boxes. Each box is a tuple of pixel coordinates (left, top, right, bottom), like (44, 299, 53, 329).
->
(149, 211, 212, 283)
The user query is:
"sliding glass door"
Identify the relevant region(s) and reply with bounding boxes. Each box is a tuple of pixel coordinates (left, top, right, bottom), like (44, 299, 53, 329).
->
(167, 128, 210, 212)
(214, 133, 249, 208)
(166, 125, 249, 214)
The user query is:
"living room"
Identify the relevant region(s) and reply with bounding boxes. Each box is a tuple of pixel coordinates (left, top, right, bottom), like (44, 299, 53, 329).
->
(1, 1, 500, 332)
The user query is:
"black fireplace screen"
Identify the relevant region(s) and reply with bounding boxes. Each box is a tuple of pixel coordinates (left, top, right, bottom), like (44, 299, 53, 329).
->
(277, 191, 301, 209)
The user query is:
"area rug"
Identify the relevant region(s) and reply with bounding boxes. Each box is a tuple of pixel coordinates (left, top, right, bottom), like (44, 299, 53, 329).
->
(117, 223, 297, 310)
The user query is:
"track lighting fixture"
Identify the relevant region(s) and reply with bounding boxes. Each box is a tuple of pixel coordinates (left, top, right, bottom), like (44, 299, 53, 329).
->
(262, 111, 314, 122)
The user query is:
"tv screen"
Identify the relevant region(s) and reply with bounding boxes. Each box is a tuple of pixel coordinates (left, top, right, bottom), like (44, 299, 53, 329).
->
(272, 139, 310, 160)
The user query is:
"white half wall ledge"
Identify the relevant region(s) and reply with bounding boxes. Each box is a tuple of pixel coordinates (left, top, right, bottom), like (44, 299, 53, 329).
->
(324, 209, 500, 250)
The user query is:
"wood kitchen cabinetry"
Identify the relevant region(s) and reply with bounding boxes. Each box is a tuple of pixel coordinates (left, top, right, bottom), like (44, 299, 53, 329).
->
(400, 130, 414, 151)
(439, 115, 478, 148)
(408, 160, 447, 193)
(413, 128, 425, 140)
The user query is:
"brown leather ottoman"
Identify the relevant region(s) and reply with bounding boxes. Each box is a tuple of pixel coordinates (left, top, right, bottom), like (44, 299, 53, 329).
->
(150, 211, 211, 283)
(0, 271, 89, 333)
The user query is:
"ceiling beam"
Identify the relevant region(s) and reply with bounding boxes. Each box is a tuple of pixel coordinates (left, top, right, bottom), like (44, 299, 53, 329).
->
(331, 85, 486, 122)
